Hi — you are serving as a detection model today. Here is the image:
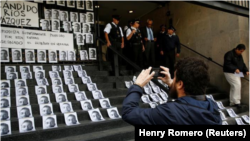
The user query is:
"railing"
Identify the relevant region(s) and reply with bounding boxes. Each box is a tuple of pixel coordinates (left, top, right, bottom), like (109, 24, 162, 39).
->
(181, 43, 249, 82)
(96, 37, 170, 94)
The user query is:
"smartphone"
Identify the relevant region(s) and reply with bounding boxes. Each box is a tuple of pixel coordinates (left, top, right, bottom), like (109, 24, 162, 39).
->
(158, 68, 165, 77)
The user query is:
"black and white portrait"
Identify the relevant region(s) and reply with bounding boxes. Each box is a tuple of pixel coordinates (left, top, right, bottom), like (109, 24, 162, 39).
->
(15, 86, 28, 96)
(73, 22, 81, 33)
(89, 48, 96, 60)
(77, 1, 85, 9)
(1, 98, 10, 108)
(49, 71, 60, 79)
(52, 19, 60, 32)
(36, 78, 49, 86)
(57, 1, 65, 6)
(49, 50, 58, 63)
(20, 66, 30, 73)
(86, 34, 93, 44)
(86, 12, 94, 23)
(52, 65, 62, 72)
(82, 23, 90, 33)
(143, 86, 153, 94)
(87, 83, 97, 91)
(0, 108, 10, 121)
(59, 102, 73, 113)
(39, 103, 54, 116)
(60, 11, 68, 21)
(125, 81, 133, 88)
(86, 0, 93, 11)
(17, 106, 33, 118)
(70, 12, 78, 22)
(19, 118, 35, 133)
(64, 77, 74, 85)
(34, 0, 44, 3)
(21, 72, 32, 80)
(67, 51, 76, 61)
(77, 70, 87, 77)
(82, 76, 92, 84)
(226, 108, 238, 117)
(206, 94, 215, 101)
(75, 91, 88, 101)
(107, 107, 121, 119)
(16, 96, 30, 107)
(152, 86, 161, 93)
(219, 111, 227, 120)
(64, 112, 80, 126)
(63, 21, 72, 32)
(52, 9, 60, 20)
(216, 101, 226, 110)
(160, 100, 167, 105)
(235, 118, 246, 125)
(12, 49, 22, 62)
(52, 78, 62, 85)
(73, 65, 82, 72)
(150, 94, 162, 102)
(52, 85, 64, 94)
(88, 109, 104, 122)
(35, 70, 45, 79)
(159, 92, 168, 101)
(68, 84, 79, 93)
(46, 0, 55, 4)
(41, 19, 51, 31)
(92, 90, 104, 99)
(149, 81, 156, 87)
(241, 115, 249, 124)
(5, 66, 16, 73)
(80, 50, 88, 60)
(55, 93, 68, 103)
(33, 66, 43, 72)
(44, 9, 52, 20)
(1, 88, 10, 97)
(1, 80, 10, 88)
(80, 100, 93, 111)
(1, 48, 9, 62)
(37, 50, 47, 63)
(56, 50, 66, 63)
(149, 102, 158, 108)
(99, 98, 111, 108)
(13, 80, 25, 89)
(37, 94, 51, 104)
(43, 115, 58, 129)
(6, 72, 18, 80)
(80, 13, 86, 23)
(35, 86, 47, 95)
(63, 70, 73, 79)
(222, 121, 228, 125)
(1, 121, 11, 136)
(67, 1, 75, 8)
(77, 34, 85, 45)
(64, 65, 73, 71)
(141, 95, 151, 103)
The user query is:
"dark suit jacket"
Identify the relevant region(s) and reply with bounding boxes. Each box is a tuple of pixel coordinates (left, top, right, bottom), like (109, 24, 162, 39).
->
(140, 26, 156, 44)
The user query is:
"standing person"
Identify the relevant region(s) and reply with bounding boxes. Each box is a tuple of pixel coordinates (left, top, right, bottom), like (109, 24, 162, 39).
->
(126, 19, 145, 71)
(141, 19, 157, 68)
(160, 26, 181, 78)
(156, 25, 167, 66)
(104, 15, 124, 75)
(223, 44, 249, 108)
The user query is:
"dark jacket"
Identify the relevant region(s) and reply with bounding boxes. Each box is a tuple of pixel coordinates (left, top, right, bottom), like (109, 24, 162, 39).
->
(122, 85, 222, 125)
(223, 49, 248, 74)
(141, 26, 156, 43)
(160, 33, 181, 53)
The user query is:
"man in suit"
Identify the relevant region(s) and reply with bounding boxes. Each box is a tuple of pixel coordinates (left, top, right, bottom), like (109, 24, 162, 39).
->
(141, 19, 157, 68)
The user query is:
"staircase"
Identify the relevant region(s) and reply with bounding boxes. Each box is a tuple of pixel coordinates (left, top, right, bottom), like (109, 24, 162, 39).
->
(1, 62, 249, 141)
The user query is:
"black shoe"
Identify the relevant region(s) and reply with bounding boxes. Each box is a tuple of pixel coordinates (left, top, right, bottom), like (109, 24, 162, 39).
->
(235, 104, 242, 109)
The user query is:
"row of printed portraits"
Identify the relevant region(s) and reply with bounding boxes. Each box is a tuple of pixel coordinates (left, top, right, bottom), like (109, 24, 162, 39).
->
(35, 0, 94, 11)
(44, 10, 94, 23)
(1, 48, 96, 63)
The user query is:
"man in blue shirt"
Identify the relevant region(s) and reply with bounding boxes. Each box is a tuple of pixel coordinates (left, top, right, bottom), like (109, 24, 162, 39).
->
(122, 57, 222, 125)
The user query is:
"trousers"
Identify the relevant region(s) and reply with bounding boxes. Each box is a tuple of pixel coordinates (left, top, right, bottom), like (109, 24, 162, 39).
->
(224, 73, 241, 105)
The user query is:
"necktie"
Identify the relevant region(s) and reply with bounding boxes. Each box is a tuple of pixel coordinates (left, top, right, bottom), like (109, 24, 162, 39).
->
(149, 28, 153, 40)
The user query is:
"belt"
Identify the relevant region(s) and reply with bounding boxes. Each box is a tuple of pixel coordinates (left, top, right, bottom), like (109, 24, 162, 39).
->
(147, 40, 154, 42)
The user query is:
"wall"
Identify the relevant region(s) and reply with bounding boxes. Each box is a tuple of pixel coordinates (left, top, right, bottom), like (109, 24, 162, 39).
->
(140, 1, 249, 105)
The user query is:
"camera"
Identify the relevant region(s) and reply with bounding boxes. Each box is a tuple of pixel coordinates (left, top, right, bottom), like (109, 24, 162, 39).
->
(150, 68, 165, 77)
(158, 68, 165, 77)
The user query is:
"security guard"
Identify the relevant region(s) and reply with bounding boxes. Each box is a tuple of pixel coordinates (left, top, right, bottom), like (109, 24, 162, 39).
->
(126, 19, 145, 70)
(104, 15, 124, 75)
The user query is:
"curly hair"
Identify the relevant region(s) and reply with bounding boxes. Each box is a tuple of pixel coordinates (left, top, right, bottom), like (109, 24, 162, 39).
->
(174, 57, 210, 95)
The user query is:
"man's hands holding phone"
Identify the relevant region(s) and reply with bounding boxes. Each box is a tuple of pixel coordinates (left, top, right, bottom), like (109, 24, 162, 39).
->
(158, 66, 173, 87)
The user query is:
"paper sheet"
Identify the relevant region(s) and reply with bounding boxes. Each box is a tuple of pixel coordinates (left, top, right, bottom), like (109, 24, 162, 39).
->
(234, 72, 244, 77)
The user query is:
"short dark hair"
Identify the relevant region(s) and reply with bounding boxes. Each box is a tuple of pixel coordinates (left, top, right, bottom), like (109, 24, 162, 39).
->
(236, 44, 246, 50)
(174, 57, 210, 95)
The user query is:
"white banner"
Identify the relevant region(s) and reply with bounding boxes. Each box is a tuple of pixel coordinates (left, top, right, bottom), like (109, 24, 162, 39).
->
(0, 1, 39, 27)
(1, 27, 74, 51)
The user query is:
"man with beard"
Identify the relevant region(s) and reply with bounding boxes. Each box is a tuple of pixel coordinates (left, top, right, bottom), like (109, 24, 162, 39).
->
(122, 58, 222, 125)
